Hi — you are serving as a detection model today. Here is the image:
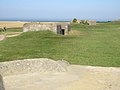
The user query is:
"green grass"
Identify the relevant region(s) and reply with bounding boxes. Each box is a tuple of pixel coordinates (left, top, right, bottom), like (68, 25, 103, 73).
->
(6, 27, 22, 32)
(0, 28, 22, 35)
(0, 22, 120, 67)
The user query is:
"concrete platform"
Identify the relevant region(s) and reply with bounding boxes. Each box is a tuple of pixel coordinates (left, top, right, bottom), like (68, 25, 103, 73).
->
(0, 59, 120, 90)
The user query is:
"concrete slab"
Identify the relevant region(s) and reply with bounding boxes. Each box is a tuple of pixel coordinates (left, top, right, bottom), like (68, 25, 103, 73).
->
(0, 59, 120, 90)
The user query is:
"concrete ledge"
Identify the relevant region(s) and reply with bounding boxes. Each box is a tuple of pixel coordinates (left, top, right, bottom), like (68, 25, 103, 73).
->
(0, 75, 5, 90)
(0, 58, 69, 76)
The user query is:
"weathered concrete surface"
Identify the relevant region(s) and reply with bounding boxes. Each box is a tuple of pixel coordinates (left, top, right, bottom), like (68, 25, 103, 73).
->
(0, 58, 120, 90)
(23, 22, 71, 35)
(23, 23, 57, 32)
(0, 58, 69, 76)
(0, 75, 5, 90)
(57, 66, 120, 90)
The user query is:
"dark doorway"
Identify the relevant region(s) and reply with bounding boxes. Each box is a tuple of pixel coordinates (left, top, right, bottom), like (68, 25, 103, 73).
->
(57, 25, 65, 35)
(61, 29, 65, 35)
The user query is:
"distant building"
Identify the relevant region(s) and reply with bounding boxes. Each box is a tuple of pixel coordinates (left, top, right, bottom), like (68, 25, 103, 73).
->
(86, 20, 96, 25)
(76, 20, 82, 24)
(72, 19, 96, 25)
(23, 22, 71, 35)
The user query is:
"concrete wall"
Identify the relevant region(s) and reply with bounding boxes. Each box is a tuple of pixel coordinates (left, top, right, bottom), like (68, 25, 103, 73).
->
(23, 23, 57, 33)
(23, 22, 71, 35)
(0, 75, 5, 90)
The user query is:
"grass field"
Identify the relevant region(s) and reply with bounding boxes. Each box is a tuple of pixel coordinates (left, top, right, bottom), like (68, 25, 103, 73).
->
(0, 21, 120, 67)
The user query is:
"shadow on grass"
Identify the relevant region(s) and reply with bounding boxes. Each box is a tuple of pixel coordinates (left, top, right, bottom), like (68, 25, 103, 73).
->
(44, 36, 79, 39)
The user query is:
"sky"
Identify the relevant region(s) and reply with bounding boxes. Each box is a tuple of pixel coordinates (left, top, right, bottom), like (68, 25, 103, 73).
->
(0, 0, 120, 21)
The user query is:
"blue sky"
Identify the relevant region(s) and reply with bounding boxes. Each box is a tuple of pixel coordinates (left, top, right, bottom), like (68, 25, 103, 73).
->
(0, 0, 120, 21)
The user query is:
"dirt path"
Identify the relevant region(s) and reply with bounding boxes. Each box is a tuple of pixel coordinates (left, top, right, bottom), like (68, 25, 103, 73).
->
(0, 35, 5, 41)
(5, 32, 23, 38)
(0, 32, 22, 42)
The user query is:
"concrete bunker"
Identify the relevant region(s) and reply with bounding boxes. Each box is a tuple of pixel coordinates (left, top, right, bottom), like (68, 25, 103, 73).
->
(23, 22, 71, 35)
(57, 24, 71, 35)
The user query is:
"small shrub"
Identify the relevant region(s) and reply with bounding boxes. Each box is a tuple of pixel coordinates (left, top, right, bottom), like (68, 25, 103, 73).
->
(72, 18, 77, 23)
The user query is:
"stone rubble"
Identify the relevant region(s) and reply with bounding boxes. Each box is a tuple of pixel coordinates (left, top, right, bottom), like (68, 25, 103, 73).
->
(0, 58, 69, 76)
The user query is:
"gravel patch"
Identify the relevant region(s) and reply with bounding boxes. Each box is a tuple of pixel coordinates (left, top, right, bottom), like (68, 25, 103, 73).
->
(0, 58, 69, 76)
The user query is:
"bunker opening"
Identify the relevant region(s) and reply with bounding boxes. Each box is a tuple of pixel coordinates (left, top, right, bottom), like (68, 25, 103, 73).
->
(61, 29, 65, 35)
(57, 25, 65, 35)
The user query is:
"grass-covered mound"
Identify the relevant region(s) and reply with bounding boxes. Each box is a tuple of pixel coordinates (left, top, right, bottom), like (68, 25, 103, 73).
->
(0, 22, 120, 67)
